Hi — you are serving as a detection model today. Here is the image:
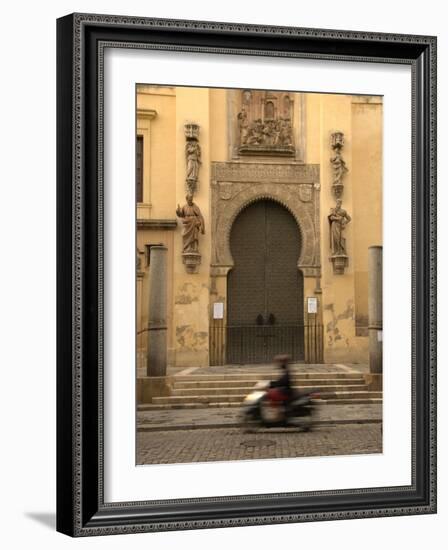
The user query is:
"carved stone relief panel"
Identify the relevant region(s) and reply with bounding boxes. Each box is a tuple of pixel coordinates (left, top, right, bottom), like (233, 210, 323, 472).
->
(227, 89, 306, 162)
(237, 89, 294, 156)
(213, 162, 318, 184)
(211, 162, 320, 278)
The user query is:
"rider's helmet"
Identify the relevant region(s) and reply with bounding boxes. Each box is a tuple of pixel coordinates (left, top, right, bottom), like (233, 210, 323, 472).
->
(273, 354, 291, 369)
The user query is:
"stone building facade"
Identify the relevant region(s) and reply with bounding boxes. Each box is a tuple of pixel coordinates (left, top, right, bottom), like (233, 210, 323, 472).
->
(136, 85, 382, 368)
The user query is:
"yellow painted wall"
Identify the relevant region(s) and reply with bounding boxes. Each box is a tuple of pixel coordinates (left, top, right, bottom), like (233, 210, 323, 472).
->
(352, 97, 383, 336)
(136, 86, 382, 367)
(172, 87, 211, 367)
(137, 86, 176, 219)
(319, 94, 357, 362)
(136, 230, 174, 366)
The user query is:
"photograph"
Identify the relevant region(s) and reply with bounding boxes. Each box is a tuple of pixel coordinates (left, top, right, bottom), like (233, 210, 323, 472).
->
(55, 10, 436, 535)
(135, 85, 383, 465)
(1, 0, 444, 546)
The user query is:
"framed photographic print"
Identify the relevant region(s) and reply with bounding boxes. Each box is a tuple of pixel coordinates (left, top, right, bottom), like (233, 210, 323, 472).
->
(56, 13, 437, 536)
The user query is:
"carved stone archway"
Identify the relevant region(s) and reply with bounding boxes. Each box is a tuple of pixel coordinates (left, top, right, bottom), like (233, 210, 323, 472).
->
(211, 162, 321, 278)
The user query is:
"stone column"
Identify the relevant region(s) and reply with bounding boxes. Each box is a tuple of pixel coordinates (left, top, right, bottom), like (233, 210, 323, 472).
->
(368, 246, 383, 373)
(146, 245, 168, 377)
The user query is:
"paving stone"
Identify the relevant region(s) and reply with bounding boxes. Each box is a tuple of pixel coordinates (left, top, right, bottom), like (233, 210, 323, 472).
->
(136, 423, 382, 465)
(137, 403, 382, 429)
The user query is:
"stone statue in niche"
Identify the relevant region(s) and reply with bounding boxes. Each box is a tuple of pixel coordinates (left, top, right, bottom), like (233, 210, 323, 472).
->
(184, 123, 201, 194)
(328, 199, 351, 256)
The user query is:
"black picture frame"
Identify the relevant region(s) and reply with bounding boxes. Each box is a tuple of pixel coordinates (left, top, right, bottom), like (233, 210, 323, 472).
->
(56, 13, 437, 536)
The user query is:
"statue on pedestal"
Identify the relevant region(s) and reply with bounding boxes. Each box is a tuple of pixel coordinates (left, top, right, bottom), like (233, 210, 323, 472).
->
(184, 123, 201, 194)
(185, 140, 201, 184)
(328, 199, 351, 256)
(330, 131, 348, 198)
(176, 194, 205, 273)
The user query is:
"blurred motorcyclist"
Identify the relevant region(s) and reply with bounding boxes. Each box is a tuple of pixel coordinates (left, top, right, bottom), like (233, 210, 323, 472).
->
(271, 354, 294, 407)
(242, 354, 317, 429)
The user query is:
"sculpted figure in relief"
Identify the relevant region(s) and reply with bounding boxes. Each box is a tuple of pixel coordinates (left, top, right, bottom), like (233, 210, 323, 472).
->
(237, 108, 249, 145)
(242, 117, 293, 147)
(278, 118, 293, 146)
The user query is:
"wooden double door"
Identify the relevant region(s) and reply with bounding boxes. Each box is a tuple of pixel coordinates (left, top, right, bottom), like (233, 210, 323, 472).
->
(227, 199, 304, 364)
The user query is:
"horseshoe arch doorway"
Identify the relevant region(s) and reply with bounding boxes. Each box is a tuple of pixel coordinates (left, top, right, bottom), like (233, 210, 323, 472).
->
(227, 199, 304, 364)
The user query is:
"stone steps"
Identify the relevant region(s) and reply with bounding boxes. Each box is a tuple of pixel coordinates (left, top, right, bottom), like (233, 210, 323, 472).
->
(138, 370, 381, 409)
(324, 398, 382, 405)
(171, 372, 364, 382)
(170, 384, 369, 396)
(172, 378, 366, 389)
(152, 390, 382, 405)
(138, 397, 383, 411)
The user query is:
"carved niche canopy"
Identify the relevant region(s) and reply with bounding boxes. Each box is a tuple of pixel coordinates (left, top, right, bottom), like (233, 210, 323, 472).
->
(236, 89, 296, 157)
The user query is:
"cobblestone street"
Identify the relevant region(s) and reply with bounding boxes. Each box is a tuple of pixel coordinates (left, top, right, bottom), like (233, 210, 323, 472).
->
(137, 423, 382, 465)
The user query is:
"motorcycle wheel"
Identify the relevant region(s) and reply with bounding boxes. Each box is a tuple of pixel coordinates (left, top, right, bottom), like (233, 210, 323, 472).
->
(299, 410, 313, 432)
(241, 407, 258, 433)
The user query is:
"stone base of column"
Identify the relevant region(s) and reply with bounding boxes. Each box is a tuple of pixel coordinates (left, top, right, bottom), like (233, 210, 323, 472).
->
(369, 327, 383, 374)
(368, 246, 383, 374)
(363, 373, 383, 392)
(137, 376, 172, 404)
(147, 325, 167, 377)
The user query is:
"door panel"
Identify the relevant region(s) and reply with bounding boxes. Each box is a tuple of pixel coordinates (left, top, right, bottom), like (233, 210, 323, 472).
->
(227, 200, 304, 363)
(228, 201, 266, 326)
(265, 201, 303, 325)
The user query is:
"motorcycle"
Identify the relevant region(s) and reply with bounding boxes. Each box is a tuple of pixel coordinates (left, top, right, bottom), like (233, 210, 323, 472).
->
(242, 381, 319, 431)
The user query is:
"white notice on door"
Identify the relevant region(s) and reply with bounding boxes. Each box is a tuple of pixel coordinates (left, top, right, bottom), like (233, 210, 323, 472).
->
(213, 302, 224, 319)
